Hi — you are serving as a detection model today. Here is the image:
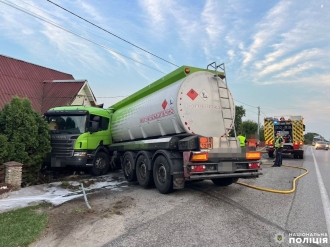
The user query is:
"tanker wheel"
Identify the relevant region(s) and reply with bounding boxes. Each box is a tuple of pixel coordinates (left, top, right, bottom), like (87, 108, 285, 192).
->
(122, 152, 137, 182)
(91, 152, 109, 176)
(136, 153, 154, 188)
(212, 177, 238, 186)
(153, 155, 173, 194)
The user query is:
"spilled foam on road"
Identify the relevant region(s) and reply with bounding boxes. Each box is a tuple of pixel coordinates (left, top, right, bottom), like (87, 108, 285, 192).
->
(0, 175, 127, 212)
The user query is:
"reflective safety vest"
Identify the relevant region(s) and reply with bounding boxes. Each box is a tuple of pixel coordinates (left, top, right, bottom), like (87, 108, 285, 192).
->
(237, 135, 246, 147)
(275, 136, 284, 148)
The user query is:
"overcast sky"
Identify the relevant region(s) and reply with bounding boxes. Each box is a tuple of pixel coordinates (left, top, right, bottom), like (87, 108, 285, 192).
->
(0, 0, 329, 139)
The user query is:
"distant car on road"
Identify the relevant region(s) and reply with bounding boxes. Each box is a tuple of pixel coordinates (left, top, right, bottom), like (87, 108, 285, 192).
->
(315, 141, 329, 150)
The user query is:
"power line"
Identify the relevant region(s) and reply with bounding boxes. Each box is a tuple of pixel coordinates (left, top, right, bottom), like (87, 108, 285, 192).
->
(234, 99, 258, 108)
(17, 0, 166, 66)
(244, 108, 258, 115)
(46, 0, 179, 68)
(260, 110, 267, 117)
(0, 0, 166, 74)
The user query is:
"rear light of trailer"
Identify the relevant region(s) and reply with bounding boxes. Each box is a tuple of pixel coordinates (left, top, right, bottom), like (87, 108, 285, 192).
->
(249, 163, 260, 169)
(199, 136, 213, 149)
(190, 152, 209, 162)
(246, 151, 261, 160)
(190, 165, 206, 172)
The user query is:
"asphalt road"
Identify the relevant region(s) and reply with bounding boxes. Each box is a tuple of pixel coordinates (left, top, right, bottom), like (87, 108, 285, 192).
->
(96, 146, 330, 247)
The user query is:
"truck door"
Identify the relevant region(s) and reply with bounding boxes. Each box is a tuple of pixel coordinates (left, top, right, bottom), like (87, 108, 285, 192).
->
(87, 115, 111, 149)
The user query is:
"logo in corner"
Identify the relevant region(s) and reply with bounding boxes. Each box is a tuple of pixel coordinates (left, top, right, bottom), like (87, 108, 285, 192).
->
(273, 232, 285, 244)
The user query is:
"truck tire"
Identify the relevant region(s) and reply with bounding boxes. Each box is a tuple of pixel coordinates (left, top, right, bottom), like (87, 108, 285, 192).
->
(153, 155, 173, 194)
(122, 152, 137, 182)
(136, 153, 154, 188)
(293, 154, 298, 159)
(299, 153, 304, 159)
(212, 177, 238, 186)
(268, 152, 274, 158)
(91, 152, 109, 176)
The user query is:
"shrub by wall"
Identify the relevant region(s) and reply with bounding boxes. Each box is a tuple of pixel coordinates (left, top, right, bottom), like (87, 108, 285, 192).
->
(0, 97, 51, 184)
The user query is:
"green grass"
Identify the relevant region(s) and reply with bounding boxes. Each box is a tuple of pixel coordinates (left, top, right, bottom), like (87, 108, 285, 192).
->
(0, 204, 49, 247)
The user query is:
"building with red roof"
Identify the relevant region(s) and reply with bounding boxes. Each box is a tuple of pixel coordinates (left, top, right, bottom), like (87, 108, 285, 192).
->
(0, 54, 98, 113)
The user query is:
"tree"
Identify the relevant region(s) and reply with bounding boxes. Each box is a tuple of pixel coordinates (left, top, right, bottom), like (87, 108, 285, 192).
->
(259, 125, 265, 141)
(304, 132, 320, 145)
(241, 120, 258, 136)
(230, 106, 246, 136)
(0, 97, 51, 183)
(0, 135, 8, 164)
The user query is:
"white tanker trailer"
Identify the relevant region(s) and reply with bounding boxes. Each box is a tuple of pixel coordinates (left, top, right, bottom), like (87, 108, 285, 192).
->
(45, 62, 262, 194)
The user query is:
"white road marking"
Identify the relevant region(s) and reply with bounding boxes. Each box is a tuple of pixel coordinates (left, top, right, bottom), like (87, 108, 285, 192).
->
(311, 146, 330, 236)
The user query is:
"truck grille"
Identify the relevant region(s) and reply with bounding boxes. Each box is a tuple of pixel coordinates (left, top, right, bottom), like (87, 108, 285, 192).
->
(51, 139, 75, 157)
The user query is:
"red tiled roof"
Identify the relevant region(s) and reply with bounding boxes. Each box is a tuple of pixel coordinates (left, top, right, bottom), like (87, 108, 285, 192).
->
(0, 54, 76, 113)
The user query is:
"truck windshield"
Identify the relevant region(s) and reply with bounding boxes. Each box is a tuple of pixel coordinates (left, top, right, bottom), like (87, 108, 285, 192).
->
(46, 115, 87, 134)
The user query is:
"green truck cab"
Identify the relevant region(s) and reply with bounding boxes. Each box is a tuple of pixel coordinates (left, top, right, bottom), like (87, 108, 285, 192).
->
(44, 106, 114, 175)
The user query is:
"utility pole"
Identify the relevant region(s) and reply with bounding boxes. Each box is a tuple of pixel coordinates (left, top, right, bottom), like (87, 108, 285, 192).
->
(257, 106, 260, 137)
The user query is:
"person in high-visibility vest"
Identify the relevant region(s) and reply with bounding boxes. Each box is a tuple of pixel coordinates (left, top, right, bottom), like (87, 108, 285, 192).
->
(237, 132, 247, 147)
(272, 132, 284, 167)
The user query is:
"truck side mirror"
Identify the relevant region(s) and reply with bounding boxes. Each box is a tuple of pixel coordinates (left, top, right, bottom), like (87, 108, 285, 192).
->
(89, 121, 99, 134)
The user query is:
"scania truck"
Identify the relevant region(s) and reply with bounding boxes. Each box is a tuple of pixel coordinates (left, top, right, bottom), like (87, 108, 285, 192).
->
(44, 62, 262, 194)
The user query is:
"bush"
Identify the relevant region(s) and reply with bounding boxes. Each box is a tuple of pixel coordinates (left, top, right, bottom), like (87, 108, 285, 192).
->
(0, 97, 51, 184)
(0, 135, 8, 164)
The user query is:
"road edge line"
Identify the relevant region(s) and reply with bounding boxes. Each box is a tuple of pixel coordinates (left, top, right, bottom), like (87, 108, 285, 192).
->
(311, 146, 330, 237)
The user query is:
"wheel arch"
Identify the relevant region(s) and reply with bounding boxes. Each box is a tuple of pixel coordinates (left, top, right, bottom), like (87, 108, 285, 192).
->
(88, 145, 111, 164)
(152, 150, 182, 175)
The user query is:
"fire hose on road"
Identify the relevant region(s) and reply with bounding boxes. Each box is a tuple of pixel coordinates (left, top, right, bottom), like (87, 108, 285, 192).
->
(236, 163, 309, 194)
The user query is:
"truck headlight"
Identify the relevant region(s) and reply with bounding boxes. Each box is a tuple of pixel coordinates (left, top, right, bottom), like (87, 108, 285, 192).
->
(73, 152, 87, 157)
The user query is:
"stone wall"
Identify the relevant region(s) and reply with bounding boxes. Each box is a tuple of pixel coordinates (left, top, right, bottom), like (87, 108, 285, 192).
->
(5, 161, 22, 190)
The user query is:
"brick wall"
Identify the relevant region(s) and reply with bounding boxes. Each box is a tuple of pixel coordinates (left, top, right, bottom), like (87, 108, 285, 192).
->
(4, 161, 22, 190)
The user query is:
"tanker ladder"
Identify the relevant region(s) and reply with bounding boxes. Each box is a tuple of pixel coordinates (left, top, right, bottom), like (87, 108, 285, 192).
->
(207, 62, 238, 148)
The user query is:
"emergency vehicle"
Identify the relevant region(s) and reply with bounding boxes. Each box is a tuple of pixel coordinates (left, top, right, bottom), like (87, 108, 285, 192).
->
(264, 116, 305, 159)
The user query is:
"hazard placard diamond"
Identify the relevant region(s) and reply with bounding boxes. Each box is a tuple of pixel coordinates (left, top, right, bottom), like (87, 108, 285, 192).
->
(199, 90, 209, 101)
(162, 99, 168, 110)
(187, 88, 198, 100)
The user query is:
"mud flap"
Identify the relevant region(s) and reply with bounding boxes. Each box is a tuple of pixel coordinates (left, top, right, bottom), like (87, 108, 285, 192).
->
(173, 171, 185, 189)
